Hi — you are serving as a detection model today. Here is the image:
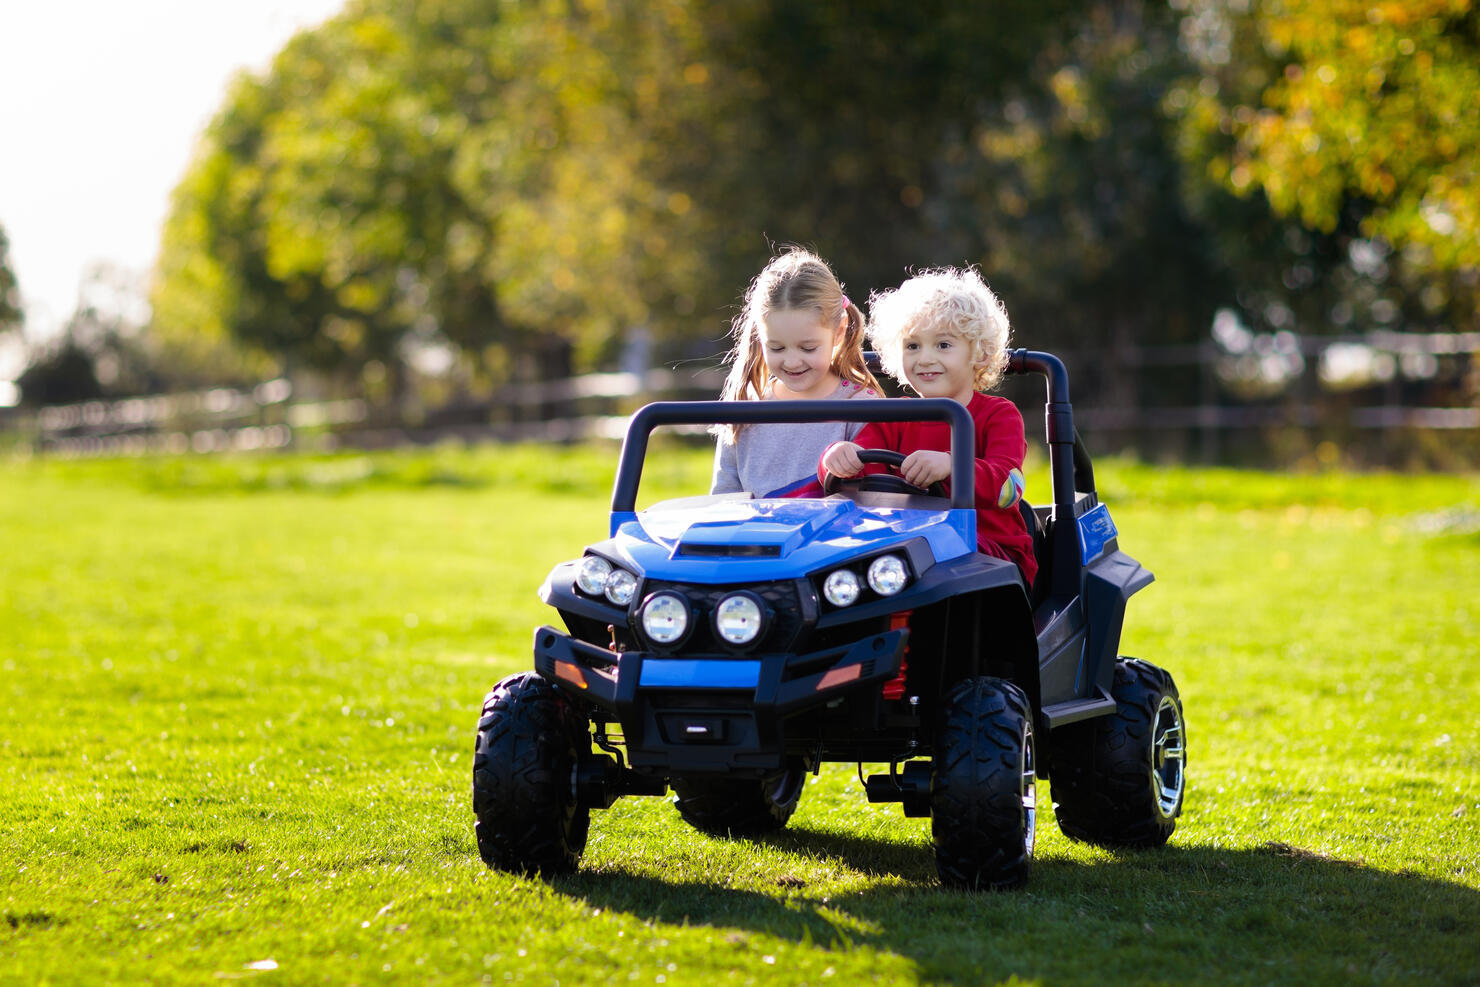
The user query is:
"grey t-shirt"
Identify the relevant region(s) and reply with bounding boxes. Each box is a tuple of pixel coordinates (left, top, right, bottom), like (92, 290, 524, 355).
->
(710, 379, 879, 497)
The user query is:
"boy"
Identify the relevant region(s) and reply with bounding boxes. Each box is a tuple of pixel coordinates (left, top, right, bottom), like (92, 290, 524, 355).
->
(819, 267, 1037, 585)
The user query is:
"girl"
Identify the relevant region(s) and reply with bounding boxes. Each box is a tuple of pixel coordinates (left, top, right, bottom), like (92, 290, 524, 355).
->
(711, 248, 881, 498)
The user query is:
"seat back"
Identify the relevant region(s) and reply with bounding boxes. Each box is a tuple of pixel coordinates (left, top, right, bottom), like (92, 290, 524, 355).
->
(1018, 498, 1050, 606)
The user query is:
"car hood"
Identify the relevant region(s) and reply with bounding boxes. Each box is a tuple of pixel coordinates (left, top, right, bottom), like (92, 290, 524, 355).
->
(605, 497, 975, 583)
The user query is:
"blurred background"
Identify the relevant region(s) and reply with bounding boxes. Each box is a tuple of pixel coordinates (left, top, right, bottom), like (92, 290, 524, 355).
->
(1, 0, 1476, 468)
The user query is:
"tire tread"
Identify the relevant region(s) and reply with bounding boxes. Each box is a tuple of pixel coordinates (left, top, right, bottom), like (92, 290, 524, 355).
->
(1050, 657, 1184, 848)
(472, 672, 590, 875)
(931, 677, 1035, 891)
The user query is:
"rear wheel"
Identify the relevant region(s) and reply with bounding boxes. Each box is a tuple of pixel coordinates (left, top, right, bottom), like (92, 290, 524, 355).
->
(931, 676, 1036, 890)
(1050, 657, 1186, 847)
(472, 672, 590, 875)
(672, 763, 806, 836)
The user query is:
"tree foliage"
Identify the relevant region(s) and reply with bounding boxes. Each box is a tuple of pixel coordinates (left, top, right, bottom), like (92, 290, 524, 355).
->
(0, 224, 21, 335)
(154, 3, 501, 394)
(16, 264, 179, 406)
(961, 1, 1229, 407)
(658, 0, 1082, 295)
(152, 0, 1086, 386)
(1179, 0, 1480, 273)
(148, 0, 1477, 406)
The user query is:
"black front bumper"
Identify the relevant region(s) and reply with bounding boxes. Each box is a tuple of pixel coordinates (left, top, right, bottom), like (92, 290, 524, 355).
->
(532, 625, 907, 774)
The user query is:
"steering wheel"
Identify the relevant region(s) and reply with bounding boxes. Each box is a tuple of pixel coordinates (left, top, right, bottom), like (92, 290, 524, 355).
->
(823, 449, 948, 499)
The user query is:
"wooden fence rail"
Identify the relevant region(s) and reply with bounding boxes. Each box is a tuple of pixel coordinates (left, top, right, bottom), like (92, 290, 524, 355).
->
(3, 332, 1475, 460)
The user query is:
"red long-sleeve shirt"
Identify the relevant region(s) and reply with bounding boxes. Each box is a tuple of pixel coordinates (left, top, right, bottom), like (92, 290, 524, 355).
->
(820, 393, 1037, 586)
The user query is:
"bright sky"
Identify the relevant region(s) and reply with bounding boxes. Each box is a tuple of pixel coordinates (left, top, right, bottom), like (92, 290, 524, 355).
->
(0, 0, 345, 373)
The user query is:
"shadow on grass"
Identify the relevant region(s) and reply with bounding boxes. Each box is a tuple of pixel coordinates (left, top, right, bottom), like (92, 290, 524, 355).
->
(757, 825, 939, 882)
(553, 831, 1480, 983)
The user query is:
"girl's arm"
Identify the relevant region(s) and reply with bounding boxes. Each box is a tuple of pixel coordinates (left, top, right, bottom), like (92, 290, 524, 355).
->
(710, 434, 743, 494)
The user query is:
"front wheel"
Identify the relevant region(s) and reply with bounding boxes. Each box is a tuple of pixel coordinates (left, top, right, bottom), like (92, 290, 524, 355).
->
(472, 672, 590, 875)
(672, 763, 806, 836)
(1050, 657, 1186, 847)
(931, 677, 1037, 890)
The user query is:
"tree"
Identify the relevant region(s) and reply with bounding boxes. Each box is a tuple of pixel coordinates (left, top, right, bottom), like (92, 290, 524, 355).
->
(15, 264, 161, 406)
(152, 0, 740, 391)
(153, 5, 496, 400)
(649, 0, 1085, 310)
(0, 224, 21, 335)
(151, 0, 1082, 387)
(884, 0, 1240, 414)
(15, 337, 102, 406)
(1178, 0, 1480, 275)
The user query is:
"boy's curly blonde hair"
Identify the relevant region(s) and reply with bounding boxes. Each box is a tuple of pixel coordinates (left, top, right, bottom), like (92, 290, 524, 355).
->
(867, 267, 1012, 392)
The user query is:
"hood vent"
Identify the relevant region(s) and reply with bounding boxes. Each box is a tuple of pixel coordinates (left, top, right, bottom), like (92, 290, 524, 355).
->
(676, 542, 782, 558)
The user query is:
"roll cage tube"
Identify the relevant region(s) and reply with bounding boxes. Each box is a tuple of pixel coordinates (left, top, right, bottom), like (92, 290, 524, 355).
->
(1003, 349, 1096, 510)
(1005, 349, 1095, 600)
(612, 398, 978, 512)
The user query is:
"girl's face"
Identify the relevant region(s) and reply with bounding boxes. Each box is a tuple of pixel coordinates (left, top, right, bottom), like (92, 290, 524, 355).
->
(901, 323, 978, 405)
(759, 308, 842, 399)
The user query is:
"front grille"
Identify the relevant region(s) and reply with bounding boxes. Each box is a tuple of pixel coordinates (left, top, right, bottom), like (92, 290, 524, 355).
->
(648, 692, 755, 710)
(639, 578, 813, 653)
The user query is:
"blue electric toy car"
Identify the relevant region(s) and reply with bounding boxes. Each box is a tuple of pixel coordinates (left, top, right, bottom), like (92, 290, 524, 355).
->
(472, 349, 1185, 890)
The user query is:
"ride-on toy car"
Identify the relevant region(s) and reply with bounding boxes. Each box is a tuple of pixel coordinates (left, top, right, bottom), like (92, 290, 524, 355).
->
(472, 349, 1185, 889)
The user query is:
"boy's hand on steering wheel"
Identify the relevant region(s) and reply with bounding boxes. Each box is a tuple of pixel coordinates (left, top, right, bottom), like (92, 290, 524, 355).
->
(900, 450, 951, 488)
(822, 441, 864, 478)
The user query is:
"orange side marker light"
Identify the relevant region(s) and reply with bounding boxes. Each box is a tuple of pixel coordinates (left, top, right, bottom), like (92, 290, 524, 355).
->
(817, 664, 862, 691)
(554, 660, 589, 689)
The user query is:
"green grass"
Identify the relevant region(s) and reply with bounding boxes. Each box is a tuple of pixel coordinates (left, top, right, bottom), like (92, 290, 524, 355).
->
(3, 444, 1478, 985)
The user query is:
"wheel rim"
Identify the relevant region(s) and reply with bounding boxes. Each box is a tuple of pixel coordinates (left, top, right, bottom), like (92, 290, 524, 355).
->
(1151, 695, 1185, 818)
(1021, 721, 1037, 856)
(765, 765, 805, 808)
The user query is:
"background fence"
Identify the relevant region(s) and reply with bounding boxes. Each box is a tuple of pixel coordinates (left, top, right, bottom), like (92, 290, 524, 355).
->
(5, 332, 1477, 466)
(1, 367, 726, 458)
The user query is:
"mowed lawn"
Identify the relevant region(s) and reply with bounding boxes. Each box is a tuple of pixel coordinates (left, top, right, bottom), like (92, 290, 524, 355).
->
(2, 444, 1477, 985)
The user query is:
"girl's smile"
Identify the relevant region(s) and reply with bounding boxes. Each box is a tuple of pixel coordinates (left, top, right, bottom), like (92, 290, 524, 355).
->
(760, 308, 844, 400)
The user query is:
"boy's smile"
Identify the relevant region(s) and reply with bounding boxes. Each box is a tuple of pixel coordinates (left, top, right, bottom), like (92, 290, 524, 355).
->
(902, 324, 977, 404)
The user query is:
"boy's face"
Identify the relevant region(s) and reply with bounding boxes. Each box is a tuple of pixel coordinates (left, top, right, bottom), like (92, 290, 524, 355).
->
(901, 323, 977, 405)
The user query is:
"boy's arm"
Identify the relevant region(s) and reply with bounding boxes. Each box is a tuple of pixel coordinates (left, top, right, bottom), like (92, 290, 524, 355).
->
(818, 422, 889, 481)
(971, 401, 1028, 511)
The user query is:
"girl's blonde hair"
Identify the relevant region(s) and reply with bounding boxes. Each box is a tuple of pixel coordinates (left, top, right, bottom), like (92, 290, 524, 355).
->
(718, 249, 880, 429)
(867, 266, 1012, 392)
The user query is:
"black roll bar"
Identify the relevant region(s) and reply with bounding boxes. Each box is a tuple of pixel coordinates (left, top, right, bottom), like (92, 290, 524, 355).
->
(612, 398, 978, 512)
(1006, 349, 1096, 601)
(1005, 349, 1097, 516)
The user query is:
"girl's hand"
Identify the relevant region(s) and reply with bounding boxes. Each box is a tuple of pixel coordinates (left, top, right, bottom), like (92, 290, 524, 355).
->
(901, 450, 951, 488)
(822, 441, 864, 478)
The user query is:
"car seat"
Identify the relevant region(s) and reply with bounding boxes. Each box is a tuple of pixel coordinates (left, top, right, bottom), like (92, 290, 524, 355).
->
(1019, 498, 1050, 607)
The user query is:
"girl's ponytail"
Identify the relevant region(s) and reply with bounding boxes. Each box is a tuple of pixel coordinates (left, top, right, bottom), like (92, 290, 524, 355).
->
(831, 298, 882, 395)
(714, 296, 771, 441)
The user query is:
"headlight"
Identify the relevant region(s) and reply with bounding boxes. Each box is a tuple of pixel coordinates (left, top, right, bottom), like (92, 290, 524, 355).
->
(714, 593, 764, 645)
(576, 555, 612, 595)
(604, 568, 638, 606)
(823, 569, 861, 607)
(641, 592, 690, 645)
(867, 555, 909, 596)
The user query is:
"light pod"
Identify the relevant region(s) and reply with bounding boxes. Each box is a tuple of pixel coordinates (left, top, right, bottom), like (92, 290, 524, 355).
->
(867, 555, 909, 596)
(714, 593, 764, 646)
(640, 591, 690, 646)
(823, 569, 861, 607)
(576, 555, 612, 595)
